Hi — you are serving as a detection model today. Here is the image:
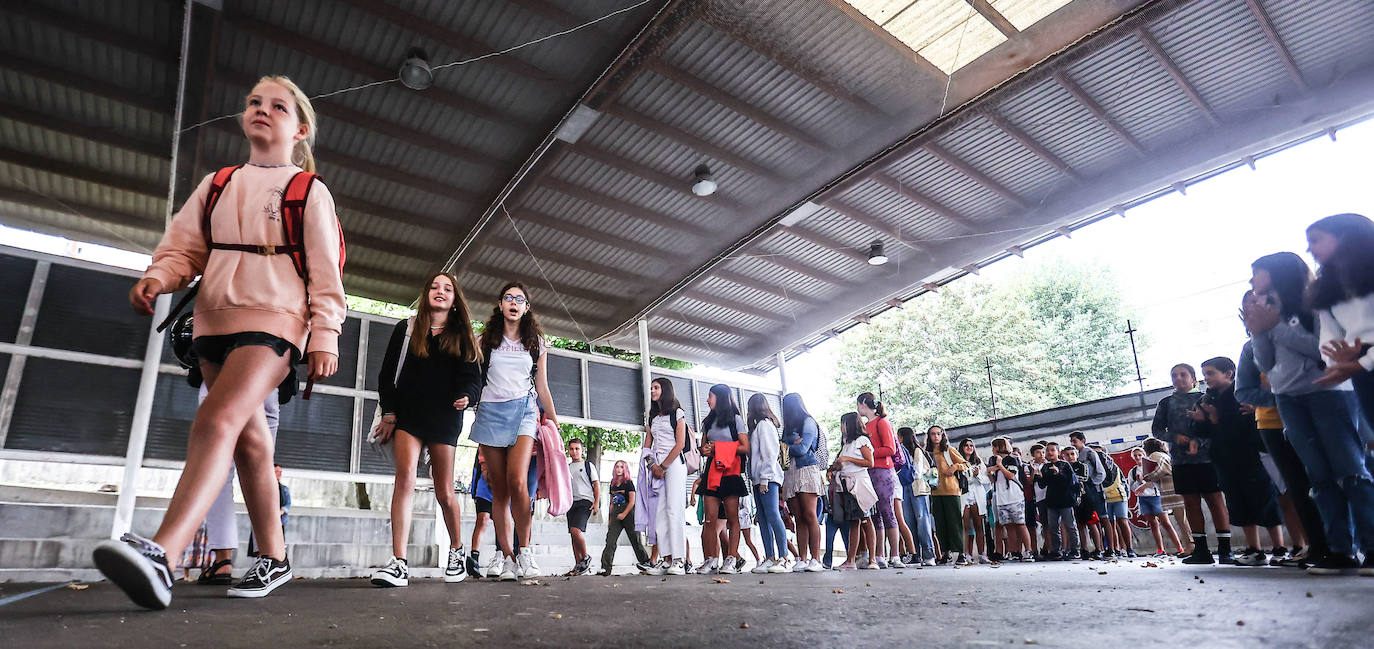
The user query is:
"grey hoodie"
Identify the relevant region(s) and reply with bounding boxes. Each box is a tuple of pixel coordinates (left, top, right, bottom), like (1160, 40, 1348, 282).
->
(1250, 316, 1351, 396)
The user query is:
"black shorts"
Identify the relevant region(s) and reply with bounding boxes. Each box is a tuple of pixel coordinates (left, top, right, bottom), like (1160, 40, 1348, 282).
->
(1173, 463, 1221, 495)
(1215, 463, 1282, 528)
(567, 499, 593, 531)
(194, 331, 300, 365)
(1073, 501, 1096, 525)
(701, 474, 749, 499)
(1024, 498, 1039, 527)
(474, 497, 492, 516)
(1083, 486, 1108, 519)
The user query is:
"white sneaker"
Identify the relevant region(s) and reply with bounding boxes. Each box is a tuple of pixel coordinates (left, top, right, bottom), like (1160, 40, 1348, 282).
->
(767, 560, 789, 574)
(876, 556, 889, 569)
(499, 555, 518, 582)
(888, 556, 906, 568)
(371, 556, 409, 588)
(485, 554, 503, 579)
(922, 557, 936, 567)
(752, 559, 773, 574)
(665, 559, 686, 576)
(791, 559, 808, 572)
(702, 557, 721, 574)
(977, 554, 991, 565)
(805, 559, 826, 572)
(719, 557, 740, 574)
(516, 547, 541, 578)
(444, 547, 467, 583)
(860, 560, 879, 570)
(645, 559, 668, 576)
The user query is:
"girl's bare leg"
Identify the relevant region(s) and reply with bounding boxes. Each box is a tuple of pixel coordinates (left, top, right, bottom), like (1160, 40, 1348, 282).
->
(388, 430, 423, 558)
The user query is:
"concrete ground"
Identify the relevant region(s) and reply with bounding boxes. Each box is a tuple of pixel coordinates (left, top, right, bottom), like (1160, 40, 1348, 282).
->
(1, 557, 1370, 648)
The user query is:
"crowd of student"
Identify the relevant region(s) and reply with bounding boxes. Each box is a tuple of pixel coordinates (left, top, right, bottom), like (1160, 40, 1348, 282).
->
(91, 76, 1374, 612)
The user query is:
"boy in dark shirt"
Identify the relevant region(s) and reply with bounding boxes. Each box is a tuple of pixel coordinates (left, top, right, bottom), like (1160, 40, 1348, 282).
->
(1063, 447, 1099, 559)
(1035, 443, 1081, 560)
(1190, 357, 1284, 566)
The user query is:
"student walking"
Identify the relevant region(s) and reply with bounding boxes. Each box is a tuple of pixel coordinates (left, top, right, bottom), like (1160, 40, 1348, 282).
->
(643, 378, 688, 576)
(1152, 363, 1233, 564)
(599, 460, 650, 575)
(1129, 440, 1186, 556)
(96, 76, 345, 610)
(1247, 250, 1374, 575)
(857, 393, 903, 568)
(565, 439, 600, 576)
(469, 282, 558, 581)
(370, 273, 483, 588)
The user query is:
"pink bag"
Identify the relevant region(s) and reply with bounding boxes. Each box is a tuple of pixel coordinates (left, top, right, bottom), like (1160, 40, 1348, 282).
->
(536, 418, 573, 516)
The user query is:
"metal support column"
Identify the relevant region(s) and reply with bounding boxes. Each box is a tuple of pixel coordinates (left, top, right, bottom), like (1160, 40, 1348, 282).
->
(638, 319, 651, 419)
(0, 260, 49, 446)
(111, 295, 170, 538)
(775, 350, 789, 395)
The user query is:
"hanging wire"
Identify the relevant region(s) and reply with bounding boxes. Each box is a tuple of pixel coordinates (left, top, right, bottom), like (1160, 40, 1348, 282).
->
(0, 169, 155, 254)
(178, 0, 655, 135)
(499, 204, 594, 344)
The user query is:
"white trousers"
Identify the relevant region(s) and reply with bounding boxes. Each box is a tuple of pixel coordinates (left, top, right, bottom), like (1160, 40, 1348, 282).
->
(654, 459, 687, 560)
(199, 384, 280, 551)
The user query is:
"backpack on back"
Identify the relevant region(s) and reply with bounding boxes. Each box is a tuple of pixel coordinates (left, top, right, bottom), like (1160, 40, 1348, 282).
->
(1094, 448, 1119, 485)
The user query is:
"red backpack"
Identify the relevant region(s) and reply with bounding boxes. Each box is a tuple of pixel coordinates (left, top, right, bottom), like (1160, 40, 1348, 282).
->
(158, 165, 346, 397)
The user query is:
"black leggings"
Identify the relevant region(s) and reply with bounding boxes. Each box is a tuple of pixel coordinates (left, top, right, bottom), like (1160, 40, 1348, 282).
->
(1258, 427, 1328, 555)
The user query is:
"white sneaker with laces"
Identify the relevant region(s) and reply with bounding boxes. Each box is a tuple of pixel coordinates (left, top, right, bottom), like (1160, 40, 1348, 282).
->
(499, 555, 518, 582)
(977, 554, 991, 565)
(371, 556, 409, 588)
(665, 559, 686, 576)
(888, 556, 906, 568)
(645, 559, 668, 576)
(922, 557, 937, 567)
(791, 559, 808, 572)
(767, 560, 789, 574)
(751, 559, 773, 574)
(516, 547, 541, 578)
(876, 556, 888, 569)
(485, 554, 503, 579)
(444, 547, 467, 583)
(805, 559, 826, 572)
(703, 557, 721, 574)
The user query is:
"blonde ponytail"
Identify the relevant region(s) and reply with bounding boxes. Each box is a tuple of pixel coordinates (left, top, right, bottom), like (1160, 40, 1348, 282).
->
(257, 75, 317, 172)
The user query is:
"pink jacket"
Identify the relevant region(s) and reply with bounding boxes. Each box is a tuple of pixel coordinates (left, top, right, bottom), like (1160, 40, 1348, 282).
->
(536, 418, 573, 516)
(142, 166, 346, 356)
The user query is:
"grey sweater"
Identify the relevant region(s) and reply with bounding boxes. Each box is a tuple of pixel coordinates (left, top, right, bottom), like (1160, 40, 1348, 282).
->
(1251, 316, 1351, 396)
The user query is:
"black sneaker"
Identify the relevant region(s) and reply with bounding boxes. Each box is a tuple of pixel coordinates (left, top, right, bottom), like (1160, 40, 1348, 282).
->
(466, 550, 482, 579)
(1181, 547, 1215, 565)
(576, 556, 593, 575)
(93, 532, 174, 610)
(371, 556, 408, 587)
(1088, 550, 1102, 561)
(228, 555, 292, 598)
(1307, 553, 1359, 575)
(444, 547, 468, 583)
(1268, 546, 1290, 567)
(1217, 551, 1236, 565)
(635, 560, 653, 573)
(1234, 548, 1268, 566)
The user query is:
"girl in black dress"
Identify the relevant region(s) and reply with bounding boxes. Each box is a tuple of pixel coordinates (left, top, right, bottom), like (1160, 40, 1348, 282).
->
(371, 272, 483, 587)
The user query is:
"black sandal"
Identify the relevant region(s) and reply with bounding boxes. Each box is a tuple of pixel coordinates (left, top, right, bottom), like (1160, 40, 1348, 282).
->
(197, 559, 234, 585)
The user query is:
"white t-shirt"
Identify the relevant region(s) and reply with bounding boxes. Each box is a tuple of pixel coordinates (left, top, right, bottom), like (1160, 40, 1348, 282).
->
(838, 435, 873, 479)
(988, 455, 1024, 507)
(1031, 461, 1048, 502)
(649, 408, 688, 461)
(480, 336, 546, 403)
(569, 459, 598, 502)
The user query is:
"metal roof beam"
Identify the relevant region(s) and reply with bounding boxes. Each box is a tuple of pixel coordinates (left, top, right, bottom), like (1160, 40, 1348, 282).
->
(925, 143, 1029, 210)
(220, 9, 539, 134)
(509, 208, 679, 259)
(332, 0, 563, 86)
(711, 269, 826, 308)
(754, 253, 851, 288)
(2, 2, 178, 61)
(539, 176, 703, 237)
(820, 200, 927, 252)
(657, 309, 764, 338)
(1135, 29, 1219, 126)
(486, 238, 656, 284)
(1242, 0, 1309, 92)
(643, 61, 831, 151)
(466, 261, 622, 306)
(0, 102, 169, 160)
(0, 51, 167, 114)
(700, 11, 886, 117)
(601, 104, 784, 184)
(965, 0, 1019, 38)
(680, 289, 796, 325)
(814, 0, 949, 84)
(777, 225, 869, 264)
(1052, 71, 1146, 154)
(568, 144, 747, 212)
(869, 172, 979, 232)
(0, 146, 164, 198)
(0, 186, 159, 231)
(982, 111, 1083, 182)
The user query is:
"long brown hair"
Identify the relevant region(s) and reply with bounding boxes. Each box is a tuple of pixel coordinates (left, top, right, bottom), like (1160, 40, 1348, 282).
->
(411, 272, 479, 362)
(480, 281, 545, 356)
(746, 393, 779, 432)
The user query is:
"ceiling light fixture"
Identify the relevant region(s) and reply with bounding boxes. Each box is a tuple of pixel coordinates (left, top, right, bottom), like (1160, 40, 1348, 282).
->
(691, 164, 717, 197)
(867, 240, 888, 266)
(399, 47, 433, 91)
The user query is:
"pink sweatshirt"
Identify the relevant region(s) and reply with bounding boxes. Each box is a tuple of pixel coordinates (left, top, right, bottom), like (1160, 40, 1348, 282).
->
(143, 165, 346, 357)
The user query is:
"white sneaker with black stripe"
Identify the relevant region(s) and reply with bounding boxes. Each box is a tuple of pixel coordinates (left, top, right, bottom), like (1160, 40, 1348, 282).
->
(228, 555, 292, 598)
(93, 532, 174, 610)
(370, 556, 408, 588)
(444, 547, 468, 583)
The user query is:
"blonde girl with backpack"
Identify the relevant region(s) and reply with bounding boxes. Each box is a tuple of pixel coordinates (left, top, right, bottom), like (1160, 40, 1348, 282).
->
(469, 281, 559, 581)
(97, 77, 345, 610)
(369, 272, 483, 587)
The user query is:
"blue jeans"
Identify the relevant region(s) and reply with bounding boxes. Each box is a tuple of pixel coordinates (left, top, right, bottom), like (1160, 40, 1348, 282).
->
(900, 484, 936, 561)
(824, 514, 851, 565)
(754, 482, 788, 560)
(1275, 391, 1374, 554)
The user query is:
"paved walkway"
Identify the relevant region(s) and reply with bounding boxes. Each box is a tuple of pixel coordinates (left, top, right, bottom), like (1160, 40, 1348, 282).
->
(2, 557, 1370, 648)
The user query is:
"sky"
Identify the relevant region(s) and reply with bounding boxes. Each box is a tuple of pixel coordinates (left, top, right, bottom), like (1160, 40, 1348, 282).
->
(771, 117, 1374, 414)
(3, 118, 1372, 413)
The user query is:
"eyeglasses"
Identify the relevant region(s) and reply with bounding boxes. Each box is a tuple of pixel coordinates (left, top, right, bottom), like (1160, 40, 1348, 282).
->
(501, 294, 528, 306)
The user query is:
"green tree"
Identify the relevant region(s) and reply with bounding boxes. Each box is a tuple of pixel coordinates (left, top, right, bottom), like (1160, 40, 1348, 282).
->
(827, 258, 1138, 430)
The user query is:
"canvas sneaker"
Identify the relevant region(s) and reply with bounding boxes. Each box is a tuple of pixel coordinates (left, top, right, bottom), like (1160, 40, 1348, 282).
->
(445, 547, 468, 583)
(466, 550, 483, 579)
(635, 560, 654, 573)
(1234, 548, 1268, 567)
(93, 532, 174, 610)
(499, 555, 519, 581)
(515, 547, 541, 579)
(767, 559, 789, 574)
(665, 559, 686, 576)
(888, 556, 907, 569)
(228, 555, 292, 598)
(752, 559, 774, 574)
(791, 559, 808, 573)
(485, 553, 504, 579)
(644, 559, 669, 576)
(805, 559, 826, 572)
(371, 556, 409, 588)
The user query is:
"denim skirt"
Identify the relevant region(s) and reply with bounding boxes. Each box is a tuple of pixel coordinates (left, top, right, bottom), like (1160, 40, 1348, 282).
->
(468, 394, 538, 448)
